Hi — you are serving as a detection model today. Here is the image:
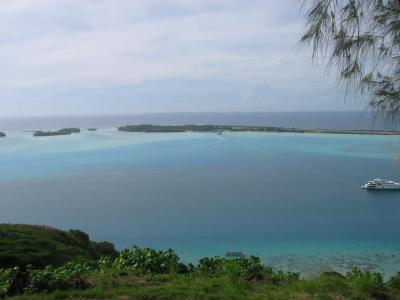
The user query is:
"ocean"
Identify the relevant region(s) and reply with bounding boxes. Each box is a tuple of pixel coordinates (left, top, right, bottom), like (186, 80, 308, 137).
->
(0, 112, 399, 277)
(0, 111, 395, 132)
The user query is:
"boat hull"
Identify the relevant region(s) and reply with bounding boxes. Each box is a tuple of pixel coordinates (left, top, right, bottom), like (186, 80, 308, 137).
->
(361, 185, 400, 190)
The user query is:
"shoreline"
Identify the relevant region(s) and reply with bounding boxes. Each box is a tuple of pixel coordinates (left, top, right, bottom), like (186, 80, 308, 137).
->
(0, 124, 399, 137)
(117, 124, 400, 136)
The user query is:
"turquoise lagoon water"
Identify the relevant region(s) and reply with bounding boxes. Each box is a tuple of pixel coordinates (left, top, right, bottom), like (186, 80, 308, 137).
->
(1, 129, 400, 277)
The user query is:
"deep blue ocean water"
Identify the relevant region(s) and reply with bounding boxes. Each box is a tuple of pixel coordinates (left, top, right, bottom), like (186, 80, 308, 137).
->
(0, 112, 400, 277)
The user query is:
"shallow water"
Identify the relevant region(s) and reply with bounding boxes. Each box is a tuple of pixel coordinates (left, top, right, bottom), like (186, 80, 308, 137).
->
(1, 130, 400, 277)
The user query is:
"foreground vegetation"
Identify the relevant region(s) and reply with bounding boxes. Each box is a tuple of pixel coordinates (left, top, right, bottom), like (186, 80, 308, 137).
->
(118, 124, 400, 135)
(33, 128, 80, 137)
(1, 225, 400, 299)
(1, 247, 400, 299)
(0, 224, 117, 268)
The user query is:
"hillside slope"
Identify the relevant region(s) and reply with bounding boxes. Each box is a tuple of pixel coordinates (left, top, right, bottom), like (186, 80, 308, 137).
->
(0, 224, 117, 268)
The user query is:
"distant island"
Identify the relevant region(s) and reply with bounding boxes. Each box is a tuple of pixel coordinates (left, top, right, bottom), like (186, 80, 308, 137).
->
(33, 127, 80, 137)
(0, 132, 6, 137)
(118, 124, 400, 135)
(9, 124, 398, 138)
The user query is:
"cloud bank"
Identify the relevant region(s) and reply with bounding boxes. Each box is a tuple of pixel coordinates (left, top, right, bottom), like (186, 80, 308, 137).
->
(0, 0, 361, 116)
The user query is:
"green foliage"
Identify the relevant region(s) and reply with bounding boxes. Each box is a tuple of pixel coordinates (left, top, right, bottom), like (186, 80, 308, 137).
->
(0, 224, 117, 268)
(112, 246, 180, 275)
(1, 237, 399, 299)
(346, 267, 386, 298)
(26, 262, 90, 293)
(96, 256, 114, 273)
(2, 256, 400, 300)
(33, 128, 80, 137)
(388, 272, 400, 291)
(91, 241, 117, 258)
(301, 0, 400, 123)
(68, 229, 90, 243)
(118, 124, 308, 134)
(194, 255, 299, 284)
(194, 257, 225, 276)
(268, 270, 300, 286)
(94, 246, 297, 288)
(117, 124, 398, 136)
(0, 267, 19, 297)
(290, 274, 348, 298)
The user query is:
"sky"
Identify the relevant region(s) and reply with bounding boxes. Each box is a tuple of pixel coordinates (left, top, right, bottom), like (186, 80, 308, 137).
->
(0, 0, 363, 117)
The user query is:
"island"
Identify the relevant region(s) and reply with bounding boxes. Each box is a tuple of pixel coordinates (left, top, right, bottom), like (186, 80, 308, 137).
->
(87, 128, 97, 131)
(118, 124, 400, 135)
(0, 132, 6, 137)
(33, 127, 80, 137)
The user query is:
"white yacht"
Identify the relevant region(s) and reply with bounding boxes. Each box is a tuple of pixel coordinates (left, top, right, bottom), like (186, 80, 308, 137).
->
(361, 178, 400, 190)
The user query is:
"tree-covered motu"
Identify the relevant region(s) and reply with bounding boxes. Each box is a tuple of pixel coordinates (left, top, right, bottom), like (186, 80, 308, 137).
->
(301, 0, 400, 123)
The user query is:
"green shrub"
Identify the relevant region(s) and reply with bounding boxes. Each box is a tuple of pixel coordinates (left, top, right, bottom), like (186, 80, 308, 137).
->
(0, 267, 19, 297)
(346, 267, 386, 298)
(26, 262, 91, 293)
(295, 274, 348, 296)
(0, 224, 117, 268)
(195, 257, 225, 276)
(236, 255, 268, 281)
(194, 255, 287, 283)
(388, 272, 400, 291)
(91, 241, 118, 258)
(219, 260, 245, 282)
(112, 246, 180, 275)
(219, 261, 247, 297)
(176, 262, 191, 274)
(263, 269, 300, 286)
(97, 256, 114, 272)
(1, 242, 399, 299)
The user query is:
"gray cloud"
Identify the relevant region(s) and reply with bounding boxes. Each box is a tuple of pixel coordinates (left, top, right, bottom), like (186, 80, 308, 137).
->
(0, 0, 362, 116)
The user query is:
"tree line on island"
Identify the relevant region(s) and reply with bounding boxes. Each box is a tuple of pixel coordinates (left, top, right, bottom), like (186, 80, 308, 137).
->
(33, 128, 81, 137)
(0, 124, 399, 139)
(118, 124, 400, 135)
(1, 224, 400, 299)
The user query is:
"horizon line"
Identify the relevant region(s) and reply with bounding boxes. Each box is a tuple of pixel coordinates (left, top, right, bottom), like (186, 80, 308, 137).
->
(0, 110, 373, 119)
